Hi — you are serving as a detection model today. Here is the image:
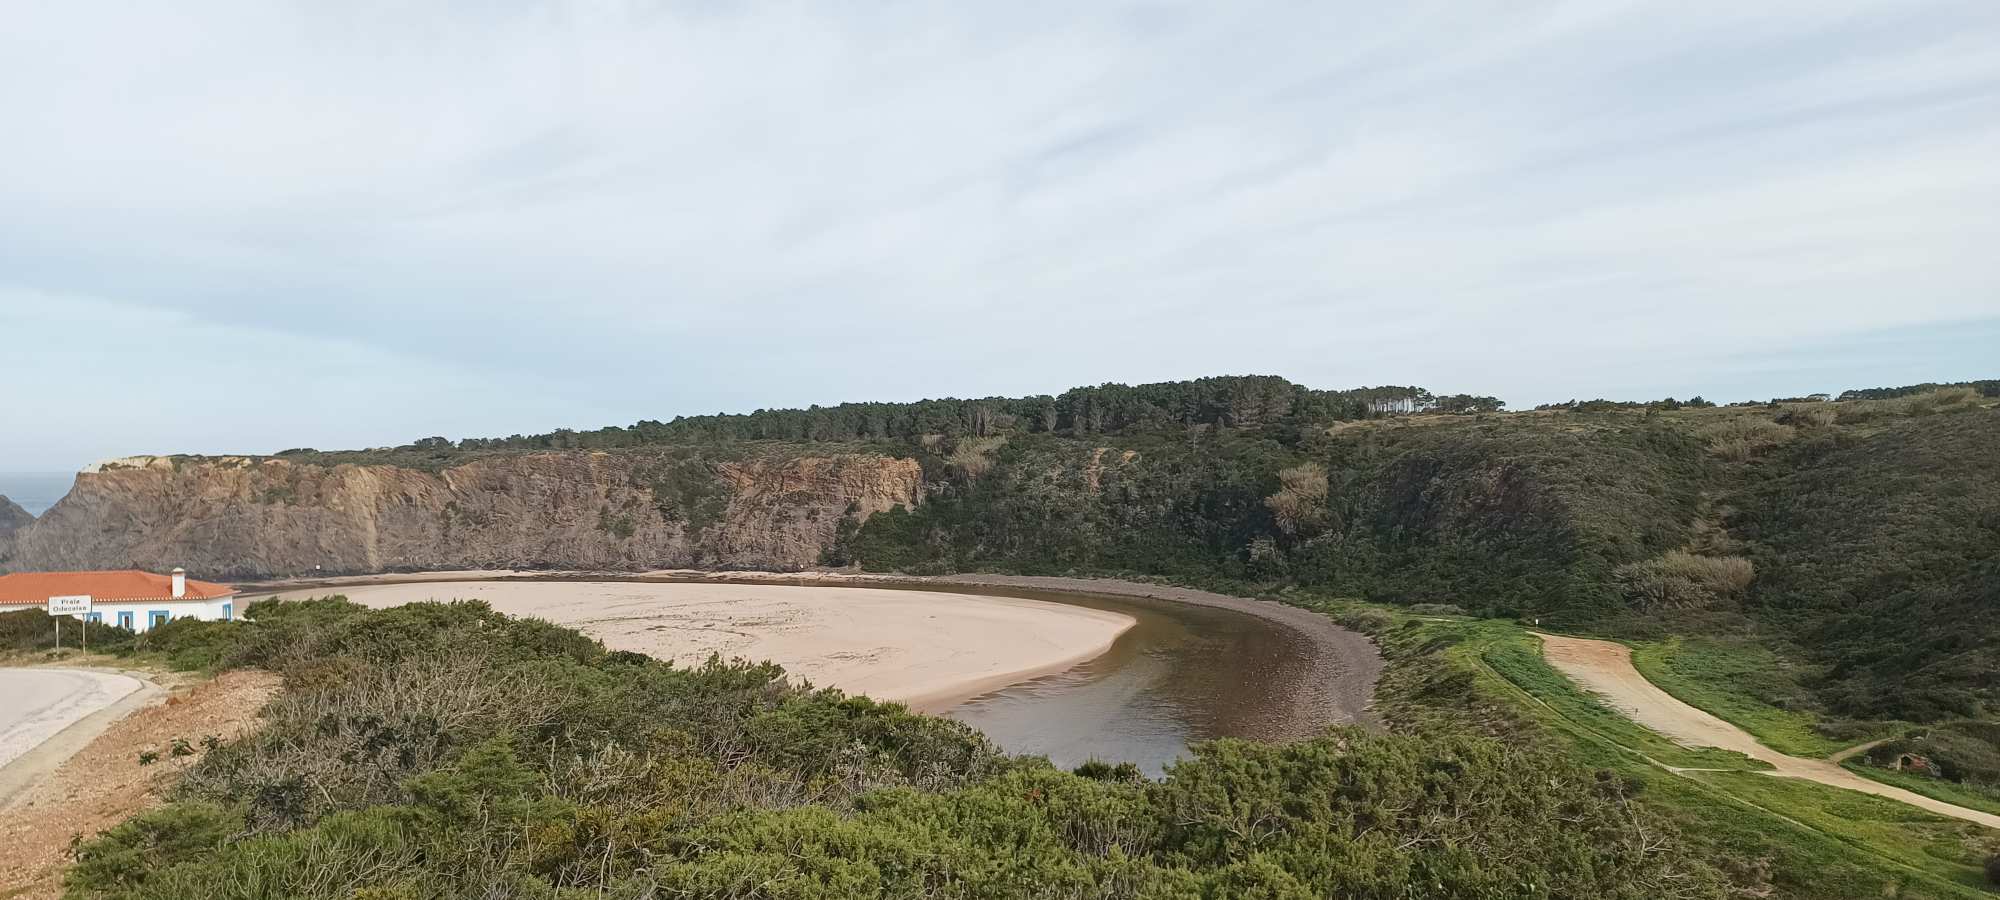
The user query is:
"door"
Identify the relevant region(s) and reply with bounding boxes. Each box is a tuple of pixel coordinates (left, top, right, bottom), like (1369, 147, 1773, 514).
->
(118, 611, 133, 629)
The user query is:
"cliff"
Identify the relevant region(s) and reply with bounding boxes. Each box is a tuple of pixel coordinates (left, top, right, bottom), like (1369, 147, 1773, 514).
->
(0, 451, 920, 578)
(0, 495, 32, 561)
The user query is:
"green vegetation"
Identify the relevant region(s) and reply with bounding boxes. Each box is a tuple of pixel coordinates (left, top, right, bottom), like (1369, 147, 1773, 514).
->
(47, 373, 2000, 897)
(64, 598, 1731, 899)
(1353, 611, 1999, 898)
(1630, 637, 1862, 758)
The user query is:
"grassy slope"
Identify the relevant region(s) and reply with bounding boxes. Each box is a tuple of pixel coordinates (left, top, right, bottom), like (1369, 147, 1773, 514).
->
(1629, 637, 1871, 758)
(847, 396, 2000, 800)
(1354, 609, 1998, 899)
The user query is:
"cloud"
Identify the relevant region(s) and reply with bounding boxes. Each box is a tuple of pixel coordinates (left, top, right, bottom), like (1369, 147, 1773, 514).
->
(3, 1, 1996, 467)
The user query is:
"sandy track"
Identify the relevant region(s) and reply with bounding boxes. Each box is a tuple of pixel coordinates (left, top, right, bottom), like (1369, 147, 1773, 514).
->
(1537, 632, 2000, 831)
(254, 581, 1136, 712)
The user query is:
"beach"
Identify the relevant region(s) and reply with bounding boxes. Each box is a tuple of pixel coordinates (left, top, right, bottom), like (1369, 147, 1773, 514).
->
(255, 581, 1136, 712)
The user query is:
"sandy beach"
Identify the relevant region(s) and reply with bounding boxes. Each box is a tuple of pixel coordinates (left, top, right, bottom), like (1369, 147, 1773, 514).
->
(255, 581, 1135, 712)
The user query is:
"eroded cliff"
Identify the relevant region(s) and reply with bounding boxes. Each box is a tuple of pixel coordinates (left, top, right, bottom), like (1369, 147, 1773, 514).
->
(0, 495, 32, 561)
(1, 452, 920, 577)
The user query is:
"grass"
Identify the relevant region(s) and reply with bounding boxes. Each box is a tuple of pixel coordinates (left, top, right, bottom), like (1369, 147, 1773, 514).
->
(1477, 633, 1768, 771)
(1629, 636, 1881, 758)
(1695, 771, 2000, 894)
(1845, 762, 2000, 818)
(1377, 615, 1999, 898)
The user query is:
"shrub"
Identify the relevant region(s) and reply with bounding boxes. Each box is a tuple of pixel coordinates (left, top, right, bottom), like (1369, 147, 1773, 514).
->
(946, 436, 1007, 479)
(1778, 404, 1837, 428)
(1986, 852, 2000, 887)
(0, 608, 135, 653)
(1406, 603, 1468, 617)
(1613, 551, 1755, 610)
(1264, 462, 1328, 535)
(1698, 418, 1794, 460)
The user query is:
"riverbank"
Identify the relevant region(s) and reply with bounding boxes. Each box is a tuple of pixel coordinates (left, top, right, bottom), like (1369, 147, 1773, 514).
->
(250, 580, 1135, 713)
(239, 569, 1385, 733)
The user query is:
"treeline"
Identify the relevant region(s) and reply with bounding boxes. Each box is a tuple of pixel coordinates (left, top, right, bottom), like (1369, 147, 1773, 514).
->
(439, 377, 1497, 452)
(59, 599, 1724, 899)
(1836, 379, 2000, 401)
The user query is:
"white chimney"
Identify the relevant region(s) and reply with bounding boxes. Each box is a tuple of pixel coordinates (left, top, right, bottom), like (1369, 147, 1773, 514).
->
(171, 567, 187, 599)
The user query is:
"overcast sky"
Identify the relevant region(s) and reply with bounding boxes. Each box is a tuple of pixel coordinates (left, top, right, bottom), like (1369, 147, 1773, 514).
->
(3, 1, 1996, 471)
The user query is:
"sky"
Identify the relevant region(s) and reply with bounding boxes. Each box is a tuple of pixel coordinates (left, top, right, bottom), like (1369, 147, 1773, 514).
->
(3, 1, 1997, 471)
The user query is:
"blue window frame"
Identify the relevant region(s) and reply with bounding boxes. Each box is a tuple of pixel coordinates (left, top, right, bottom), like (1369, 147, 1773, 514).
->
(87, 612, 102, 624)
(148, 610, 171, 629)
(222, 603, 233, 621)
(118, 611, 133, 629)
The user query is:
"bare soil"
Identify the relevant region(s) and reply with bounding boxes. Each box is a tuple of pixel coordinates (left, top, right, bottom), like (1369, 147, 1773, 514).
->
(0, 669, 281, 899)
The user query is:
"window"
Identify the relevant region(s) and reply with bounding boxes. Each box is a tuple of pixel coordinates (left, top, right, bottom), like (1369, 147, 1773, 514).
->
(87, 612, 102, 624)
(118, 611, 133, 629)
(148, 610, 170, 629)
(222, 603, 233, 621)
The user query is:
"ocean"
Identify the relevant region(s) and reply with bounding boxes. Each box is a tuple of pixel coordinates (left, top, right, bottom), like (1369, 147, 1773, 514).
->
(0, 472, 75, 516)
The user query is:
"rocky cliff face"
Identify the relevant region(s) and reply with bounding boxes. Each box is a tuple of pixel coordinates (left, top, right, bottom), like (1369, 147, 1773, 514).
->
(1, 452, 921, 578)
(0, 495, 32, 562)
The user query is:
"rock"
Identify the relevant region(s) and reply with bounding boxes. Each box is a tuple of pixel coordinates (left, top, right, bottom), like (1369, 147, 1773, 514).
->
(0, 495, 32, 565)
(4, 451, 921, 577)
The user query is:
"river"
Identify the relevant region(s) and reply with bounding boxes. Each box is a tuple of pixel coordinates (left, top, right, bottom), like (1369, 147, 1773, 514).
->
(242, 574, 1378, 777)
(864, 583, 1338, 775)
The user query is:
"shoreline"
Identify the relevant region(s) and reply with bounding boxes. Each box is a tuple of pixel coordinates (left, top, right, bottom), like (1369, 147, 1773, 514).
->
(247, 579, 1136, 714)
(239, 568, 1383, 732)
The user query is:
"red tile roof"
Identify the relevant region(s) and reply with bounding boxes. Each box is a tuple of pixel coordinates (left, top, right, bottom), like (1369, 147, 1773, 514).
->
(0, 570, 237, 605)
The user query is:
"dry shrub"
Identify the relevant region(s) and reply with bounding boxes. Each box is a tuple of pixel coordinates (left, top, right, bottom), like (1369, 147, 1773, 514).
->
(947, 437, 1007, 479)
(1699, 417, 1794, 460)
(1903, 386, 1981, 413)
(1838, 387, 1983, 424)
(1614, 551, 1755, 610)
(1266, 462, 1329, 535)
(1779, 404, 1837, 428)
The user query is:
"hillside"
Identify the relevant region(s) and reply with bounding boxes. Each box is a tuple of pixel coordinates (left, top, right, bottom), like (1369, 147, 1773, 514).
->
(0, 495, 30, 562)
(6, 375, 1995, 727)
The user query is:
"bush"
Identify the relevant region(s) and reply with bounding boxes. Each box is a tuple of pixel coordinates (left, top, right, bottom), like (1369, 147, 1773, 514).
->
(1613, 551, 1755, 610)
(0, 608, 135, 652)
(1406, 603, 1468, 617)
(1778, 404, 1837, 428)
(65, 598, 1730, 900)
(1986, 852, 2000, 887)
(1264, 462, 1329, 535)
(1699, 417, 1794, 460)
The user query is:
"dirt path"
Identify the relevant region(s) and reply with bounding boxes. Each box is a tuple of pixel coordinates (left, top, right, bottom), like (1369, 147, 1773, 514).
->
(0, 669, 281, 899)
(1536, 632, 2000, 831)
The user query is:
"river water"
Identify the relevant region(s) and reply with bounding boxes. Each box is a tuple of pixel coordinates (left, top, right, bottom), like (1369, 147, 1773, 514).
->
(872, 583, 1330, 776)
(245, 575, 1346, 777)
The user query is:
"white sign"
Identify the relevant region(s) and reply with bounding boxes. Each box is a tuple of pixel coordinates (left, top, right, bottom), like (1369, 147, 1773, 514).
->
(47, 595, 93, 615)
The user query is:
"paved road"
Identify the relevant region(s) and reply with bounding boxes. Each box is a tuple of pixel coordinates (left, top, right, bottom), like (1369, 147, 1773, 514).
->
(1536, 633, 2000, 831)
(0, 669, 145, 771)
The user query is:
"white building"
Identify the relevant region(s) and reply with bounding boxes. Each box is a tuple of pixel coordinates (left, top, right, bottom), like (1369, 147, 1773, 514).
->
(0, 568, 239, 632)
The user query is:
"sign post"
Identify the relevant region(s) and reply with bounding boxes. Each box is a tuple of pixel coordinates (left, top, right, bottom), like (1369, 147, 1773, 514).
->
(47, 595, 92, 652)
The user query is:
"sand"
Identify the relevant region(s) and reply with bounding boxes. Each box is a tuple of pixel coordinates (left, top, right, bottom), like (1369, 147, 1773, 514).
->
(1537, 632, 2000, 831)
(256, 581, 1136, 712)
(239, 569, 1385, 729)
